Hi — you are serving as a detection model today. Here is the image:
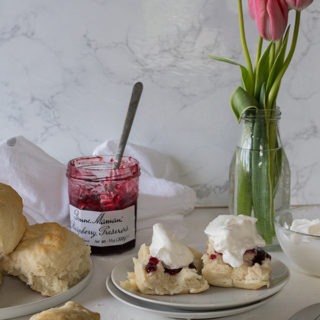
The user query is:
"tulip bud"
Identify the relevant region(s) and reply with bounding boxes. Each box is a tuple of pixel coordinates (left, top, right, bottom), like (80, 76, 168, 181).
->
(285, 0, 313, 10)
(248, 0, 289, 41)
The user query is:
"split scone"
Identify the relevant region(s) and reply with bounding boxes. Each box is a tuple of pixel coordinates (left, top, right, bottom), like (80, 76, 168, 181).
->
(29, 301, 100, 320)
(2, 222, 91, 296)
(202, 215, 272, 290)
(121, 223, 209, 295)
(0, 183, 28, 256)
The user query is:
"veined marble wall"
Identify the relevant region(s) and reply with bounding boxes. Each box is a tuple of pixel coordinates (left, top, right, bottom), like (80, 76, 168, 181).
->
(0, 0, 319, 206)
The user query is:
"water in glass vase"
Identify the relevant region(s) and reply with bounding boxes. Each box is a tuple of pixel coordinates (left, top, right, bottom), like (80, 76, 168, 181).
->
(229, 108, 290, 249)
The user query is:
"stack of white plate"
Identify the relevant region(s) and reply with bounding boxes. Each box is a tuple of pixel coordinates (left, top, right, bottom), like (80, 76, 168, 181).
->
(106, 257, 290, 319)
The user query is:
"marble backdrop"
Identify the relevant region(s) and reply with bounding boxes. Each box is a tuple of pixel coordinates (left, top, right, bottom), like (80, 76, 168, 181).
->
(0, 0, 319, 206)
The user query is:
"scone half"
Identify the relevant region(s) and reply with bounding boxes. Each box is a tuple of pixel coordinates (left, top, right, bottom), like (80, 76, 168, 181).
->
(121, 244, 209, 295)
(202, 243, 272, 290)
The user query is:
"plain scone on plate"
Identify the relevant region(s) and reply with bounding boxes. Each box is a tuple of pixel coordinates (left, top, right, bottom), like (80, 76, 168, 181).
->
(0, 182, 28, 256)
(29, 301, 100, 320)
(2, 222, 91, 296)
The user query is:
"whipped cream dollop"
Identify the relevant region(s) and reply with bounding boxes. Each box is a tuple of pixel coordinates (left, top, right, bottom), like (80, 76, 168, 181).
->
(204, 215, 265, 268)
(149, 223, 194, 269)
(290, 218, 320, 235)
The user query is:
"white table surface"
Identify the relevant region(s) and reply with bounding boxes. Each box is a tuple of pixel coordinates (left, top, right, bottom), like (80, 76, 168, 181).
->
(16, 207, 320, 320)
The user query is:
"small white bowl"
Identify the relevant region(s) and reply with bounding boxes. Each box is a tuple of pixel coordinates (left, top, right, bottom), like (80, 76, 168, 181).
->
(275, 205, 320, 277)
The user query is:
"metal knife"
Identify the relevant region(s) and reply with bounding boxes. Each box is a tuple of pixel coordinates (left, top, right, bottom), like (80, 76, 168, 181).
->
(289, 303, 320, 320)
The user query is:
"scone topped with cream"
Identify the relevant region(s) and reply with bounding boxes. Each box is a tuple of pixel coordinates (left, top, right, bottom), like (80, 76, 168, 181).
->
(121, 223, 209, 295)
(202, 215, 271, 290)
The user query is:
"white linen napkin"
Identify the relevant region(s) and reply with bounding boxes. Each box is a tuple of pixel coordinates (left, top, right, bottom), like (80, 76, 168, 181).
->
(0, 136, 197, 230)
(0, 136, 69, 226)
(93, 140, 197, 229)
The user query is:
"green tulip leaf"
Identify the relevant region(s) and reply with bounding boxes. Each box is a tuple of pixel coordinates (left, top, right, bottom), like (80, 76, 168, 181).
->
(254, 43, 273, 102)
(230, 86, 258, 122)
(209, 56, 254, 96)
(266, 28, 290, 107)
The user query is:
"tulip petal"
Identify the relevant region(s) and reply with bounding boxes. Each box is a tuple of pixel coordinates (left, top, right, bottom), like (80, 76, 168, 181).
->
(249, 0, 289, 41)
(285, 0, 313, 10)
(248, 0, 256, 19)
(267, 0, 288, 41)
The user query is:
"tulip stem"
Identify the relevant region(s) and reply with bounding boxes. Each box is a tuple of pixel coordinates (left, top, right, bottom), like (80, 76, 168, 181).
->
(237, 0, 254, 93)
(284, 10, 301, 71)
(268, 10, 301, 106)
(255, 37, 263, 70)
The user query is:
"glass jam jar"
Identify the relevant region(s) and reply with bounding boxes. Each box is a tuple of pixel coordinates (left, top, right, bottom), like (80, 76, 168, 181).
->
(66, 155, 140, 255)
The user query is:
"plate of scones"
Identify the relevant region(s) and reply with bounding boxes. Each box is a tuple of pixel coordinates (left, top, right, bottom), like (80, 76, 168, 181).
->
(107, 217, 289, 318)
(0, 183, 93, 320)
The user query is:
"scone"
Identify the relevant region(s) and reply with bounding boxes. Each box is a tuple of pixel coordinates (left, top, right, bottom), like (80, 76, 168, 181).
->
(121, 223, 209, 295)
(202, 241, 271, 289)
(2, 222, 91, 296)
(0, 183, 27, 256)
(29, 301, 100, 320)
(202, 215, 272, 290)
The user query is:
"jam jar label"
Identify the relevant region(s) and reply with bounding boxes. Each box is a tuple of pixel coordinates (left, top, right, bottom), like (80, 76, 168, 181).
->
(69, 204, 135, 247)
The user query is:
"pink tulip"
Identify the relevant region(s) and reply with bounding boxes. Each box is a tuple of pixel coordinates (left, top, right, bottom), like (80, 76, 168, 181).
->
(285, 0, 313, 10)
(248, 0, 289, 41)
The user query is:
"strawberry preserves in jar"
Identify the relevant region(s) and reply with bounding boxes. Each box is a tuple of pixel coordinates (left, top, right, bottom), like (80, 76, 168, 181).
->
(66, 155, 140, 255)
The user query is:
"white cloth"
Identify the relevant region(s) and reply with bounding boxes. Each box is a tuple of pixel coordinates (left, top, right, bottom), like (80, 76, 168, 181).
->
(0, 137, 197, 229)
(0, 136, 69, 226)
(93, 140, 197, 229)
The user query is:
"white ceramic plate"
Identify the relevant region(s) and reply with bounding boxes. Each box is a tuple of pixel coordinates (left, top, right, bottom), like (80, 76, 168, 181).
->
(106, 276, 275, 319)
(0, 267, 93, 320)
(111, 257, 289, 311)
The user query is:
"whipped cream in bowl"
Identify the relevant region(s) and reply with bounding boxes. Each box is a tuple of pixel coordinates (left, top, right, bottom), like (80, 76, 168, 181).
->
(275, 206, 320, 277)
(149, 223, 194, 269)
(204, 215, 266, 267)
(290, 218, 320, 235)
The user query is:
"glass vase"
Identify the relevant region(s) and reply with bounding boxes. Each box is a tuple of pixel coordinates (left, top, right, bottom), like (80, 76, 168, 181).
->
(229, 108, 290, 247)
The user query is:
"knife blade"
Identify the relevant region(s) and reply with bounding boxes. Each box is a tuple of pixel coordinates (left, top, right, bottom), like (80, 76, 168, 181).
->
(289, 303, 320, 320)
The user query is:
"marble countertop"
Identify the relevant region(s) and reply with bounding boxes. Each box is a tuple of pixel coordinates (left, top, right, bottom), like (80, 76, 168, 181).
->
(16, 207, 320, 320)
(0, 1, 319, 208)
